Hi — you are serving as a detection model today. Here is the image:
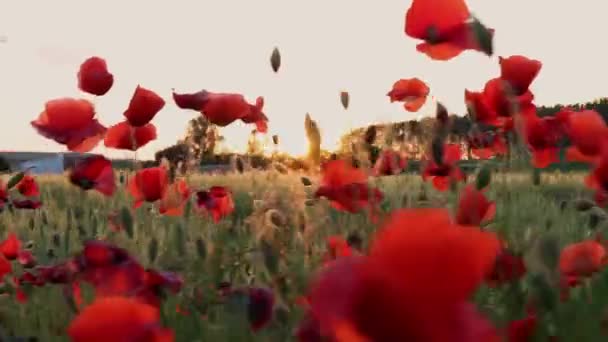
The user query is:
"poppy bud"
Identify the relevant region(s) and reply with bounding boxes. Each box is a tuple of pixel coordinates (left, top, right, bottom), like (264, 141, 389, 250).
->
(270, 47, 281, 73)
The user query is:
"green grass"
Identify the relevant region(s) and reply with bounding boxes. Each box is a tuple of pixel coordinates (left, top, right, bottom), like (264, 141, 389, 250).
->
(1, 169, 606, 341)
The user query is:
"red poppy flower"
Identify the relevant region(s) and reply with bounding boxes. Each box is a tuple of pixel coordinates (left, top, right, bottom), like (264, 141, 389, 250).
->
(128, 167, 169, 208)
(467, 131, 508, 159)
(69, 155, 116, 196)
(563, 109, 608, 163)
(323, 236, 353, 264)
(200, 92, 257, 127)
(499, 56, 542, 96)
(248, 287, 275, 332)
(306, 208, 501, 341)
(0, 233, 21, 260)
(422, 143, 464, 191)
(522, 115, 565, 168)
(31, 98, 107, 152)
(507, 315, 537, 342)
(405, 0, 494, 61)
(387, 78, 429, 112)
(456, 185, 495, 226)
(158, 179, 191, 217)
(123, 86, 166, 127)
(373, 149, 407, 176)
(77, 57, 114, 96)
(559, 240, 606, 286)
(485, 248, 526, 287)
(172, 89, 208, 111)
(104, 121, 157, 151)
(67, 297, 174, 342)
(195, 186, 235, 223)
(11, 199, 42, 209)
(16, 175, 39, 197)
(483, 78, 537, 121)
(240, 96, 269, 133)
(17, 250, 36, 268)
(315, 160, 383, 213)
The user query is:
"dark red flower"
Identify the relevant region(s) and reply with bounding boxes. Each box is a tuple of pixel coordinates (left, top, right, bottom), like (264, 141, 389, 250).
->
(323, 236, 353, 264)
(172, 89, 208, 111)
(195, 186, 235, 223)
(0, 256, 11, 282)
(373, 149, 407, 176)
(31, 98, 107, 152)
(17, 250, 36, 268)
(69, 155, 116, 196)
(507, 315, 537, 342)
(585, 148, 608, 203)
(104, 121, 157, 151)
(77, 57, 114, 96)
(248, 287, 275, 332)
(123, 86, 166, 127)
(315, 160, 383, 213)
(128, 167, 169, 208)
(16, 175, 40, 197)
(422, 143, 464, 191)
(0, 233, 21, 260)
(0, 181, 7, 210)
(522, 114, 566, 168)
(405, 0, 494, 60)
(67, 297, 175, 342)
(486, 248, 526, 287)
(11, 199, 42, 209)
(387, 78, 429, 112)
(456, 185, 495, 226)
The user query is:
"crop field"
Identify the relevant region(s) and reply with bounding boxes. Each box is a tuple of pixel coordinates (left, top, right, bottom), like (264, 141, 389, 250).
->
(2, 169, 607, 341)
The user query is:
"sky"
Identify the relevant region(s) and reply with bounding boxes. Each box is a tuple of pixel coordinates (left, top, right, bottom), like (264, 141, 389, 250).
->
(0, 0, 607, 159)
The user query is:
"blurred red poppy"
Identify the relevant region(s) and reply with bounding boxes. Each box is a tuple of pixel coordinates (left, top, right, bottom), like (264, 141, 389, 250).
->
(69, 155, 116, 196)
(199, 92, 268, 131)
(507, 315, 537, 342)
(0, 181, 7, 210)
(195, 186, 235, 223)
(16, 175, 39, 197)
(373, 149, 407, 176)
(77, 57, 114, 96)
(240, 96, 269, 133)
(67, 297, 174, 342)
(123, 86, 166, 127)
(422, 143, 464, 191)
(559, 240, 606, 286)
(0, 256, 11, 282)
(104, 121, 157, 151)
(305, 208, 501, 341)
(522, 115, 566, 168)
(31, 98, 107, 152)
(405, 0, 494, 60)
(387, 78, 429, 112)
(467, 131, 508, 159)
(0, 233, 21, 260)
(128, 167, 169, 208)
(323, 236, 353, 264)
(485, 248, 526, 287)
(562, 109, 608, 163)
(315, 160, 383, 213)
(12, 199, 42, 209)
(456, 185, 495, 226)
(247, 287, 275, 332)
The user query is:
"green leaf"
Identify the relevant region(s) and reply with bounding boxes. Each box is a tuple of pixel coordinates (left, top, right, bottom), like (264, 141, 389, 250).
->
(6, 171, 25, 189)
(476, 164, 492, 190)
(120, 206, 134, 239)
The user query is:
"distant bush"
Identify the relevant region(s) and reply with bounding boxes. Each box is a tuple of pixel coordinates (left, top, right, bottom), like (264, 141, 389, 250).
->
(0, 156, 10, 173)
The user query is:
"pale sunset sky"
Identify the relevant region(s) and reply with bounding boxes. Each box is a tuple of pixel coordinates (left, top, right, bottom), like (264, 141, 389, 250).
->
(0, 0, 606, 159)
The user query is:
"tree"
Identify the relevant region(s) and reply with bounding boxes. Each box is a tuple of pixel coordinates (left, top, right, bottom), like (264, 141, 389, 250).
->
(246, 130, 264, 156)
(184, 116, 218, 162)
(0, 156, 10, 173)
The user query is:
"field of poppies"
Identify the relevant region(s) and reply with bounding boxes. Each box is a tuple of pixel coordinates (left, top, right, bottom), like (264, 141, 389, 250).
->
(4, 0, 608, 341)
